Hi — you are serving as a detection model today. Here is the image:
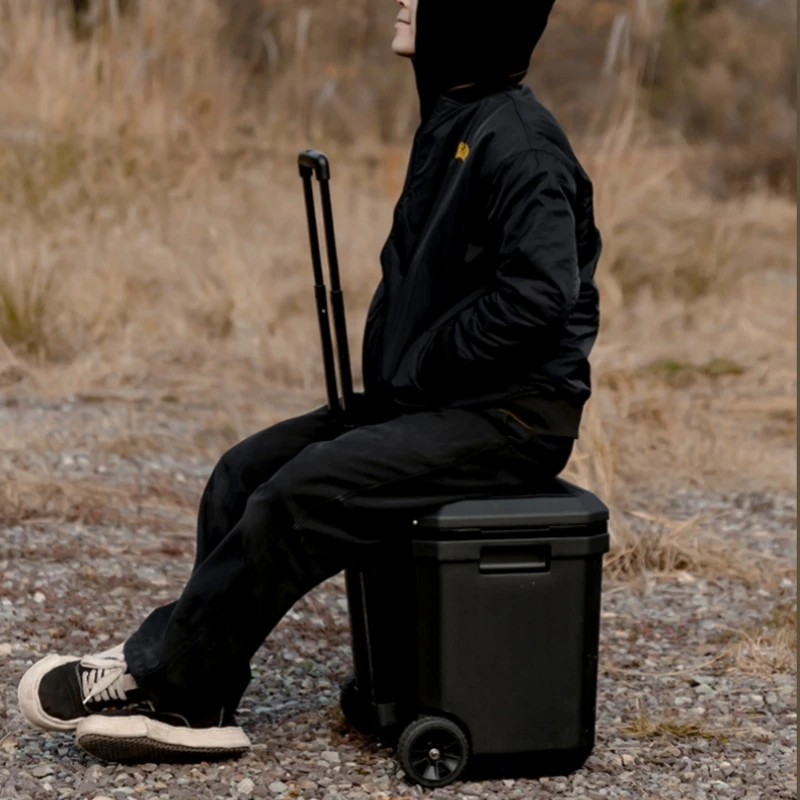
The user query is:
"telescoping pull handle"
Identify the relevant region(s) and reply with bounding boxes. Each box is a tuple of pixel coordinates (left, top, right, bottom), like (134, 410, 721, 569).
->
(298, 149, 354, 421)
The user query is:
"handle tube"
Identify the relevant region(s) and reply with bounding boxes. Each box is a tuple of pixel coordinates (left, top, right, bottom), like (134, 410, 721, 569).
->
(319, 179, 354, 413)
(298, 148, 354, 418)
(301, 170, 341, 417)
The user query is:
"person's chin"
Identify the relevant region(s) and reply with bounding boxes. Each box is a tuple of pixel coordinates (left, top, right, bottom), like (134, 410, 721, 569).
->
(391, 39, 414, 57)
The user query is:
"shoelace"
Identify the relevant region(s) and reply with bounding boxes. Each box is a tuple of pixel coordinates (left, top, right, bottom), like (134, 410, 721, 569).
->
(79, 655, 129, 707)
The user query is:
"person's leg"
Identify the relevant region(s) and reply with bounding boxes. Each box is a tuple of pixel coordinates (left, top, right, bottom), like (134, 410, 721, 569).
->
(76, 406, 572, 761)
(129, 403, 345, 649)
(120, 404, 348, 714)
(191, 404, 344, 571)
(17, 403, 344, 734)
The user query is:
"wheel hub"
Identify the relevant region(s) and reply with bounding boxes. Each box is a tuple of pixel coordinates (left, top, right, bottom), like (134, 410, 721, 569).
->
(409, 731, 464, 783)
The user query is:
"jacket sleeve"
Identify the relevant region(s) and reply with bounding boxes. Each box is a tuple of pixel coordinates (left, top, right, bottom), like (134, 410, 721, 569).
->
(394, 150, 581, 402)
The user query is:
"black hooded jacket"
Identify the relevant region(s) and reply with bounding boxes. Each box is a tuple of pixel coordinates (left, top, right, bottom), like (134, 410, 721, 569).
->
(360, 0, 602, 438)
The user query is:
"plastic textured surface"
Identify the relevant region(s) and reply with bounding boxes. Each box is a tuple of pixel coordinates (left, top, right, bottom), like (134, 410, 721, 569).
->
(414, 478, 610, 531)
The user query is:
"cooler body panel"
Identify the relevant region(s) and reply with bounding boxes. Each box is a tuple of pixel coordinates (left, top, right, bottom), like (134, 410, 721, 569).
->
(413, 547, 605, 755)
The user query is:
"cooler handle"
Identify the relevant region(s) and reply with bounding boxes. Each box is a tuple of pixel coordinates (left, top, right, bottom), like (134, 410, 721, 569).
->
(479, 544, 551, 574)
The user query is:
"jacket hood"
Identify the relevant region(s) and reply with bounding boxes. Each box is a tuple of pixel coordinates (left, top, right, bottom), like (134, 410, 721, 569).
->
(413, 0, 556, 119)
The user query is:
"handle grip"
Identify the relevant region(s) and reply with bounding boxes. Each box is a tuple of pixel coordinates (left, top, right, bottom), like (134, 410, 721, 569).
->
(298, 149, 331, 181)
(479, 544, 551, 575)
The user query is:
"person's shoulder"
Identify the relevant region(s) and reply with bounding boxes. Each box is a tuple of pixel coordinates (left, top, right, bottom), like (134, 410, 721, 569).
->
(478, 86, 580, 173)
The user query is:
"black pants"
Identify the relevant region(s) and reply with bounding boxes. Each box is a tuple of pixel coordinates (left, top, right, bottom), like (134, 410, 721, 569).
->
(123, 404, 574, 719)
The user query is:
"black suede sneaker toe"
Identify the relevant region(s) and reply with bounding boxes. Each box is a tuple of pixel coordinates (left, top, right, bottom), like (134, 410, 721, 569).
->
(18, 645, 141, 732)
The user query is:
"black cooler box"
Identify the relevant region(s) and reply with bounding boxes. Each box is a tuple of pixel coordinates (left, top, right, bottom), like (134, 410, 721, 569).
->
(340, 477, 611, 788)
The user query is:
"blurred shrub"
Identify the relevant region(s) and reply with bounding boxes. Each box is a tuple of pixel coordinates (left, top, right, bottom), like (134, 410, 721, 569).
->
(0, 0, 795, 196)
(645, 0, 796, 196)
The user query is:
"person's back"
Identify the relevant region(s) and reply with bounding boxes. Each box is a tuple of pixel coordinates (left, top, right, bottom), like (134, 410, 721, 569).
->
(363, 0, 602, 439)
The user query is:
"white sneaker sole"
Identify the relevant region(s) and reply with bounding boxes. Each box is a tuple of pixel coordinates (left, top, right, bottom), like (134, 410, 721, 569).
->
(75, 714, 252, 763)
(18, 654, 83, 731)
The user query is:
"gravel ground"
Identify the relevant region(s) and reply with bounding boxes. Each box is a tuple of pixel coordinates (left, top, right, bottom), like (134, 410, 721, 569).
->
(0, 397, 796, 800)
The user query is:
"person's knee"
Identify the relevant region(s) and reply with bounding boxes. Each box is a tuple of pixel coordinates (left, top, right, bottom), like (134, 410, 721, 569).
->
(212, 436, 252, 490)
(242, 469, 351, 582)
(249, 453, 331, 532)
(254, 468, 306, 526)
(212, 413, 326, 491)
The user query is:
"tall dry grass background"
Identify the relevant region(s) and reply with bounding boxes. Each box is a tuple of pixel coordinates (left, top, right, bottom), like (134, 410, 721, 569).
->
(0, 0, 796, 598)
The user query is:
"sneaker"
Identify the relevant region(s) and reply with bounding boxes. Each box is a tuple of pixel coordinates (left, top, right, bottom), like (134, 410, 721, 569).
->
(18, 643, 141, 732)
(75, 706, 251, 763)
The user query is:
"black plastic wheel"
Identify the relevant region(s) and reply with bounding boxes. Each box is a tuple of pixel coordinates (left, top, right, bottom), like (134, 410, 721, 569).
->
(397, 716, 470, 788)
(339, 673, 376, 734)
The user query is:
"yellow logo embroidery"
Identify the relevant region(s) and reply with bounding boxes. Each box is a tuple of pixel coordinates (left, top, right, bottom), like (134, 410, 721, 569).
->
(455, 142, 470, 161)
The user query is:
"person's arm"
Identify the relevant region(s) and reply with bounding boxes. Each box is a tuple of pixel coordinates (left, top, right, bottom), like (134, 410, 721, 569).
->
(392, 150, 581, 402)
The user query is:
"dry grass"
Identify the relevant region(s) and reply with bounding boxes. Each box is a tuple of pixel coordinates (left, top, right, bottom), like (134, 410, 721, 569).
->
(0, 1, 246, 151)
(0, 470, 129, 526)
(0, 2, 795, 593)
(603, 509, 746, 582)
(0, 468, 198, 529)
(726, 599, 798, 676)
(649, 0, 796, 195)
(623, 705, 745, 742)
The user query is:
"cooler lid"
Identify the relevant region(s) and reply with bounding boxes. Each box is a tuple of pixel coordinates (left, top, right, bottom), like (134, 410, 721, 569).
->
(414, 478, 609, 532)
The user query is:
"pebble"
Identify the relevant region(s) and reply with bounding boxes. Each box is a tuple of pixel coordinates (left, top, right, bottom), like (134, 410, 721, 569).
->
(30, 765, 55, 778)
(268, 781, 288, 794)
(237, 778, 255, 795)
